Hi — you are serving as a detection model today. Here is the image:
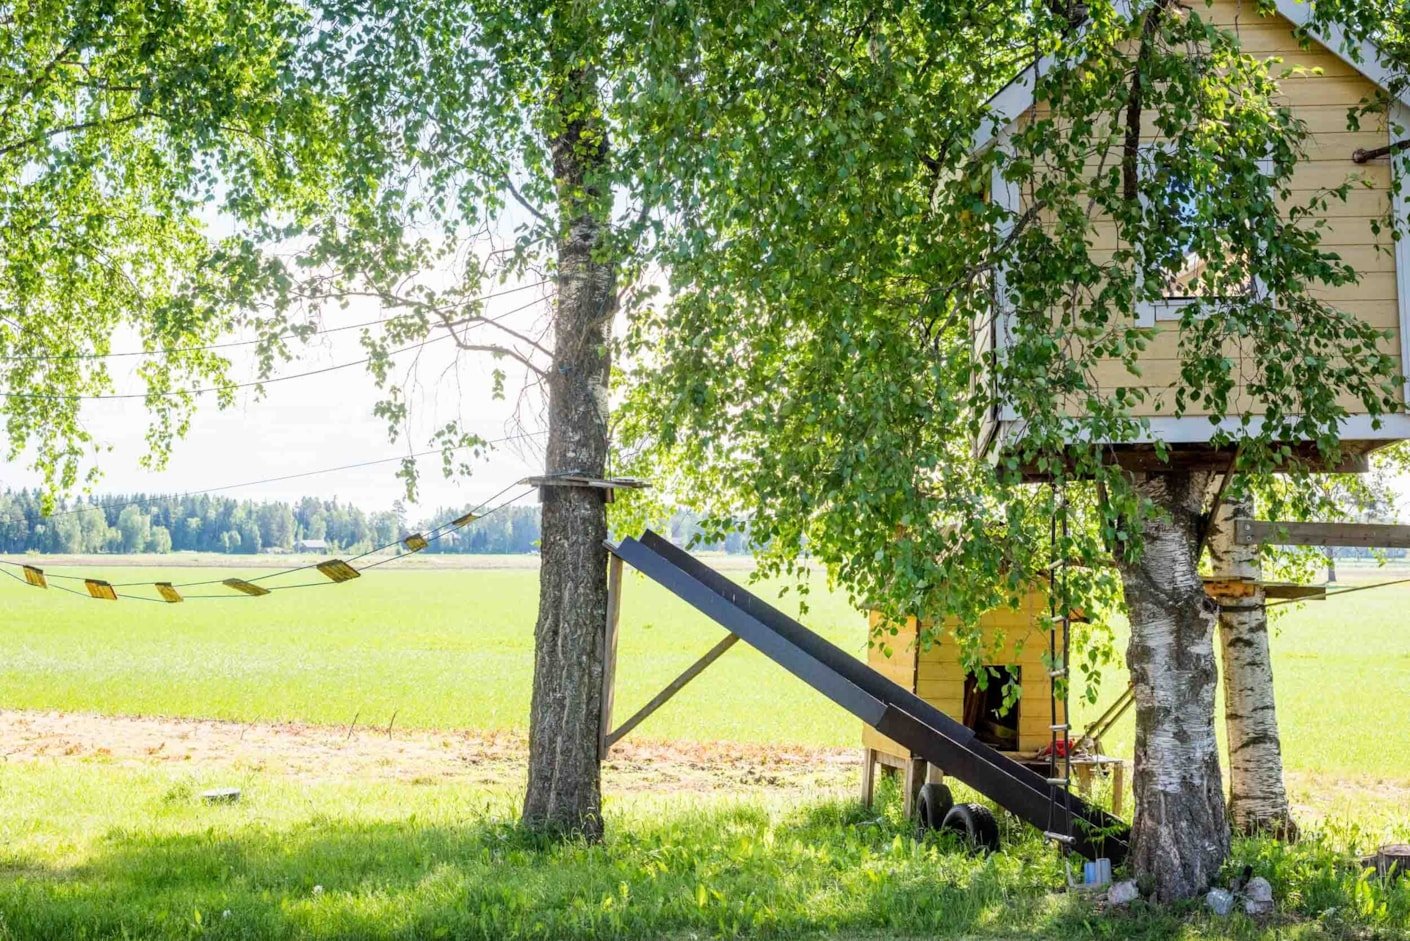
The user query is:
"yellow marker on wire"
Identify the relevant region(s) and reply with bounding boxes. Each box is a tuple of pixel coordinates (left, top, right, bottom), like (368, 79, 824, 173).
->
(316, 560, 360, 583)
(85, 579, 117, 601)
(223, 578, 270, 597)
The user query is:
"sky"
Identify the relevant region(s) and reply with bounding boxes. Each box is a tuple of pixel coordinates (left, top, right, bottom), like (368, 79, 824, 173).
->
(0, 284, 554, 518)
(5, 272, 1410, 524)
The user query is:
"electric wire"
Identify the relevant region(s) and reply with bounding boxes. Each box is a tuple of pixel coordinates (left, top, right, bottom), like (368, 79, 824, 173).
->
(0, 293, 550, 401)
(1261, 574, 1410, 609)
(24, 429, 545, 521)
(0, 280, 550, 362)
(0, 333, 455, 402)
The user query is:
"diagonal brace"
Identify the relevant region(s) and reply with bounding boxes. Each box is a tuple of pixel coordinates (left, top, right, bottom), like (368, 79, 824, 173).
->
(604, 634, 740, 750)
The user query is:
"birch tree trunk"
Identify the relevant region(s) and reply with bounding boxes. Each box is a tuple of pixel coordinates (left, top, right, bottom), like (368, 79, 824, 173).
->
(521, 53, 616, 840)
(1116, 470, 1230, 901)
(1209, 491, 1298, 838)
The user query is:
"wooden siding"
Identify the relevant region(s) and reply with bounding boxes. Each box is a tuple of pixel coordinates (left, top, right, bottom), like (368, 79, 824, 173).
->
(1001, 0, 1402, 426)
(863, 588, 1069, 759)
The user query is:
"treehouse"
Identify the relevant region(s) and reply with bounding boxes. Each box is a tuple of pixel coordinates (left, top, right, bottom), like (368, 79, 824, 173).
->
(972, 0, 1410, 475)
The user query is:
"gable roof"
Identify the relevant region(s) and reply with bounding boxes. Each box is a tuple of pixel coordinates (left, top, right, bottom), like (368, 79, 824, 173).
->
(972, 0, 1406, 154)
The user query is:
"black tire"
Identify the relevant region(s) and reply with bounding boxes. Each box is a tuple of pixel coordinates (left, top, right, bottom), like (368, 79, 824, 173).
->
(914, 782, 954, 837)
(940, 802, 1001, 853)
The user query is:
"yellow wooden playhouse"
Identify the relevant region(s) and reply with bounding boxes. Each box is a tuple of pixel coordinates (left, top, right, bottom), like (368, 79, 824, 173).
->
(860, 583, 1127, 817)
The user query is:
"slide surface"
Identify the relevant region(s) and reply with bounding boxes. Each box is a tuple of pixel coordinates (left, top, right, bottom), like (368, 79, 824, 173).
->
(613, 530, 1130, 863)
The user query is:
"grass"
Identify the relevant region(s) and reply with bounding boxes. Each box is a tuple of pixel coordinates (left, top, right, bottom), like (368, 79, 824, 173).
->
(1, 560, 1408, 776)
(0, 761, 1406, 941)
(1, 557, 1408, 939)
(0, 562, 865, 744)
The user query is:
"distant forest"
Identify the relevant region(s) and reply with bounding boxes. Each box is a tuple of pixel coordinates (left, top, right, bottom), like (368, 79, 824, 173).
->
(0, 490, 749, 556)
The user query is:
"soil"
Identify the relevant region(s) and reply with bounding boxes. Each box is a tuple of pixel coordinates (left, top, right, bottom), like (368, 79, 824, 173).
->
(0, 709, 857, 795)
(2, 709, 1404, 822)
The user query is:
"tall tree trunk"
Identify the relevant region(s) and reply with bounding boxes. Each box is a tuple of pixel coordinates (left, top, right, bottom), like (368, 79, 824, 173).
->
(1115, 470, 1230, 901)
(521, 59, 616, 840)
(1209, 491, 1297, 838)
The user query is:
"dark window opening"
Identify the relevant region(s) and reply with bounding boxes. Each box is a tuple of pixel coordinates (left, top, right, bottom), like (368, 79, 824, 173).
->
(963, 666, 1020, 750)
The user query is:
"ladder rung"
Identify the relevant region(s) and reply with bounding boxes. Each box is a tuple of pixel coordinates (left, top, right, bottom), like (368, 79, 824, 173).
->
(1050, 723, 1070, 731)
(1046, 777, 1070, 786)
(1049, 668, 1067, 677)
(1044, 831, 1076, 845)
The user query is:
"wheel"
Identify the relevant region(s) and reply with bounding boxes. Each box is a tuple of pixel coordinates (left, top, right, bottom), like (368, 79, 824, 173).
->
(914, 782, 954, 837)
(940, 802, 1001, 853)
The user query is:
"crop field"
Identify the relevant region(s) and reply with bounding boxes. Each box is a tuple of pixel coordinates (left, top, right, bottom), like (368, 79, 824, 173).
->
(0, 556, 1408, 939)
(1, 558, 1408, 777)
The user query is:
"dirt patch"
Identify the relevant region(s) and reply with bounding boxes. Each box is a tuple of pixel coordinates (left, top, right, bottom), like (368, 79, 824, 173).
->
(0, 709, 856, 795)
(4, 710, 1403, 825)
(1285, 771, 1410, 829)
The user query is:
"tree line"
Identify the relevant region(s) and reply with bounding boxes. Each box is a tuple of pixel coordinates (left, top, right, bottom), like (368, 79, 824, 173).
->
(0, 490, 743, 557)
(0, 490, 520, 555)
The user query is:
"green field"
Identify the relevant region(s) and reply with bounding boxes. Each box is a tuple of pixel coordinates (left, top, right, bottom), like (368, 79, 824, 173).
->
(1, 559, 1409, 939)
(2, 560, 1408, 779)
(0, 561, 868, 744)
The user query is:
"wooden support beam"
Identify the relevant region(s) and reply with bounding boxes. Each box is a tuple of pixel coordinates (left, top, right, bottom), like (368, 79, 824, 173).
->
(1262, 582, 1326, 601)
(1195, 446, 1241, 561)
(522, 475, 647, 504)
(1236, 520, 1410, 549)
(1202, 576, 1259, 599)
(604, 634, 740, 749)
(1202, 575, 1324, 601)
(599, 553, 624, 759)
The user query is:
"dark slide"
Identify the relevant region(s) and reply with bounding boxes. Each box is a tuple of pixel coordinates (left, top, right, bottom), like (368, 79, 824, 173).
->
(612, 530, 1129, 863)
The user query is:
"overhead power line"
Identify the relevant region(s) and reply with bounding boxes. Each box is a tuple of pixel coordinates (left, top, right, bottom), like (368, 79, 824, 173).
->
(0, 293, 550, 402)
(16, 429, 547, 520)
(0, 280, 550, 362)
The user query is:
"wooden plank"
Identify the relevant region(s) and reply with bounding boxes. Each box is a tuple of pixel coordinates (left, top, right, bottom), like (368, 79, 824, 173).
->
(599, 554, 624, 757)
(1262, 582, 1326, 601)
(915, 676, 966, 700)
(1236, 520, 1410, 548)
(862, 724, 911, 760)
(1203, 576, 1259, 599)
(605, 634, 740, 748)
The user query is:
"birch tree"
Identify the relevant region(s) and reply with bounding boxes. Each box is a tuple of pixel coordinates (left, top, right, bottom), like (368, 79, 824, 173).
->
(621, 0, 1401, 900)
(0, 0, 343, 497)
(1208, 491, 1298, 839)
(4, 0, 657, 839)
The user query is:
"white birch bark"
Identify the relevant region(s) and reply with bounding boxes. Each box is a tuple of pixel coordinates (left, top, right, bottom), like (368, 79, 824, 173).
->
(1116, 470, 1230, 901)
(1208, 490, 1297, 838)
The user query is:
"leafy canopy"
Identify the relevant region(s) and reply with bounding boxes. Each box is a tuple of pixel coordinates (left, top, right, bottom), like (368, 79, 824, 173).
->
(619, 0, 1407, 689)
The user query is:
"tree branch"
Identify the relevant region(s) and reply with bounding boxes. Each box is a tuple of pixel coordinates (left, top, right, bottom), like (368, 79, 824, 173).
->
(0, 110, 153, 158)
(1123, 0, 1174, 202)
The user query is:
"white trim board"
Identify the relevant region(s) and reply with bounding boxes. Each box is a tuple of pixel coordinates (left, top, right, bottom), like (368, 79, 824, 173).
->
(1392, 100, 1410, 406)
(997, 413, 1410, 446)
(970, 0, 1410, 155)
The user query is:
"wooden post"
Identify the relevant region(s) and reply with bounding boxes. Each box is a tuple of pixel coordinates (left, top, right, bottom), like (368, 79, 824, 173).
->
(860, 748, 877, 808)
(902, 757, 925, 818)
(1111, 760, 1126, 817)
(599, 554, 624, 759)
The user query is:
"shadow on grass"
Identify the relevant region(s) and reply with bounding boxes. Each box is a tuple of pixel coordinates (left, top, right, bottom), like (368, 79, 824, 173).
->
(0, 799, 1400, 941)
(0, 797, 1113, 941)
